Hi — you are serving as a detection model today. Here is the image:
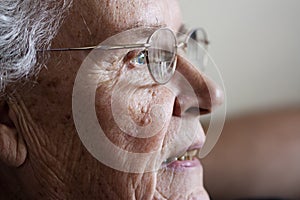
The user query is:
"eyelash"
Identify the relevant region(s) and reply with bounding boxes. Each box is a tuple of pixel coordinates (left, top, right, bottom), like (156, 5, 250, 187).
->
(129, 51, 147, 66)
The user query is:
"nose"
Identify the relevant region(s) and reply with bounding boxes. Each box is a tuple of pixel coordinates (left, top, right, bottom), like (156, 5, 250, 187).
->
(170, 55, 224, 116)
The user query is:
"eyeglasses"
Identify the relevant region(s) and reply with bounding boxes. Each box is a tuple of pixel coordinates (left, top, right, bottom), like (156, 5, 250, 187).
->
(39, 26, 209, 84)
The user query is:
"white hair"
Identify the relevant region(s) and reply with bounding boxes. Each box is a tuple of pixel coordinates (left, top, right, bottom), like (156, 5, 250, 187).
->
(0, 0, 72, 94)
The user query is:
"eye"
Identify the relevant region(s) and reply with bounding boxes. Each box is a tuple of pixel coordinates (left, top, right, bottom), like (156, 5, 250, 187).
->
(130, 51, 147, 66)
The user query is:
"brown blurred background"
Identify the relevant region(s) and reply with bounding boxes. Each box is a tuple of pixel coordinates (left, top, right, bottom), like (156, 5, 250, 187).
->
(203, 108, 300, 199)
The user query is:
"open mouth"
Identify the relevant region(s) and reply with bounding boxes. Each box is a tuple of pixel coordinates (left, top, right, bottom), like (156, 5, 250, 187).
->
(161, 147, 201, 169)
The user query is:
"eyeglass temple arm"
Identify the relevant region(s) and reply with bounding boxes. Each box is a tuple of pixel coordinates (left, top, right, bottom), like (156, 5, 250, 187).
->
(37, 43, 150, 52)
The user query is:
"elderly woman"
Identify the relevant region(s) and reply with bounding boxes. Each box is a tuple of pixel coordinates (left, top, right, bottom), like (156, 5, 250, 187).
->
(0, 0, 223, 199)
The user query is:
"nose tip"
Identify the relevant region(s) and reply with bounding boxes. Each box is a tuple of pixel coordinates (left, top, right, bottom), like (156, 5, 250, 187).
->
(204, 76, 224, 112)
(173, 55, 224, 114)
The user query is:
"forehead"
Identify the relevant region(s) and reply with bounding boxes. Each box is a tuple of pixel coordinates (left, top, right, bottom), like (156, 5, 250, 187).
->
(101, 1, 181, 29)
(73, 0, 182, 41)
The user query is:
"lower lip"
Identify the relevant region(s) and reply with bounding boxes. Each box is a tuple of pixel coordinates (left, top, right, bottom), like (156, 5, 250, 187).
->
(166, 157, 201, 169)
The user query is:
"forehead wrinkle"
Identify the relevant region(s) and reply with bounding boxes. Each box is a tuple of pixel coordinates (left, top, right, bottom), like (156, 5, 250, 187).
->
(66, 0, 181, 48)
(95, 0, 174, 33)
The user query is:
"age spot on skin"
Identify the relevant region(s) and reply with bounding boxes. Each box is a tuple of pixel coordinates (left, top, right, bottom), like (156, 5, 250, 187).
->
(128, 89, 153, 127)
(128, 87, 173, 132)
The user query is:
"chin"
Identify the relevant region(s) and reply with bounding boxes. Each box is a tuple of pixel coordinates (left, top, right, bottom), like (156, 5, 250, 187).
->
(155, 156, 209, 200)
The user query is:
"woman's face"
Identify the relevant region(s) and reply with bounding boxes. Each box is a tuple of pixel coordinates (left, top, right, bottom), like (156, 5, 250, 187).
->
(16, 0, 222, 199)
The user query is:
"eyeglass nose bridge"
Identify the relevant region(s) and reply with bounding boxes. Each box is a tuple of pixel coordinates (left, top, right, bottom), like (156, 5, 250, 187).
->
(177, 42, 187, 49)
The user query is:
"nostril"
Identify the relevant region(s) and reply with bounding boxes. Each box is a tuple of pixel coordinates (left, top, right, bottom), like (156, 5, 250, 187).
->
(199, 108, 211, 115)
(172, 97, 181, 117)
(172, 96, 211, 117)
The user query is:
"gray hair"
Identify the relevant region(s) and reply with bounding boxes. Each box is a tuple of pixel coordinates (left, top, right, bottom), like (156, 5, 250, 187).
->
(0, 0, 72, 94)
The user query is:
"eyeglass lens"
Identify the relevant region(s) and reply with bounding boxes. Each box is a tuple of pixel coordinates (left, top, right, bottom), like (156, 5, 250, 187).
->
(146, 28, 177, 84)
(185, 29, 208, 72)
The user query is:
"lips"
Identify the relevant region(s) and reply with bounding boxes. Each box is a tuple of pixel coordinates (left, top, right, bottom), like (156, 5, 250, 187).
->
(166, 156, 201, 169)
(161, 142, 203, 169)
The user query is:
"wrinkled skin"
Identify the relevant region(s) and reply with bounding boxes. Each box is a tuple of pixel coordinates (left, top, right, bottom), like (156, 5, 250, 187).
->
(0, 0, 223, 199)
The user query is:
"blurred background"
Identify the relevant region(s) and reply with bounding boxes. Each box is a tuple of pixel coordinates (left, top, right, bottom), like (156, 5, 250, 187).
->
(178, 0, 300, 199)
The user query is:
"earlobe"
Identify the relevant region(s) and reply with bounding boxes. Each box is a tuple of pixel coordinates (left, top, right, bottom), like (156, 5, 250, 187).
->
(0, 100, 27, 167)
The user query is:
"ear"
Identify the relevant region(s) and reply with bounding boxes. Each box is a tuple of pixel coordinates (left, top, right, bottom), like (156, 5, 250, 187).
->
(0, 100, 27, 167)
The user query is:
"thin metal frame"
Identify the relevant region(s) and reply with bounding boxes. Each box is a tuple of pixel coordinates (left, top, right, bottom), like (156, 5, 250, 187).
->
(38, 43, 151, 52)
(38, 27, 209, 52)
(145, 27, 178, 84)
(38, 27, 209, 84)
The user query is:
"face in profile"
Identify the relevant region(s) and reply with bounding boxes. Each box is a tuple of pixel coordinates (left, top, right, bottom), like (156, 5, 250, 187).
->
(0, 0, 223, 199)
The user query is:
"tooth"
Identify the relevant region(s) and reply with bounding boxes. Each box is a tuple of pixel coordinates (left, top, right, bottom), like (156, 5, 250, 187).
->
(187, 149, 198, 157)
(163, 149, 200, 165)
(189, 149, 198, 156)
(178, 156, 185, 161)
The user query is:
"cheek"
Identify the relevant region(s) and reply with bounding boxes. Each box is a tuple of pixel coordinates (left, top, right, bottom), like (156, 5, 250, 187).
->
(117, 66, 174, 137)
(95, 66, 175, 153)
(111, 69, 175, 139)
(128, 86, 174, 129)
